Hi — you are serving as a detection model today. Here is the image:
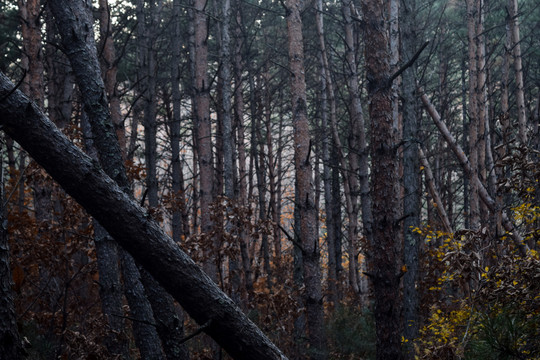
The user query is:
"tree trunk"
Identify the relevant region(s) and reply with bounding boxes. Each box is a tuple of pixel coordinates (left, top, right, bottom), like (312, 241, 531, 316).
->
(0, 71, 288, 360)
(316, 0, 338, 305)
(341, 0, 373, 286)
(361, 0, 403, 358)
(507, 0, 528, 145)
(0, 141, 23, 360)
(400, 0, 421, 348)
(285, 0, 327, 358)
(47, 2, 173, 358)
(466, 0, 480, 230)
(192, 0, 216, 282)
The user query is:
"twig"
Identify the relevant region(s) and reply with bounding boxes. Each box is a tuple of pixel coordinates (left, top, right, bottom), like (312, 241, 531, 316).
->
(178, 320, 212, 344)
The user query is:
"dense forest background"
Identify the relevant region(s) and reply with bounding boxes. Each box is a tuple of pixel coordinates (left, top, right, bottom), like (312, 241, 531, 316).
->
(0, 0, 539, 359)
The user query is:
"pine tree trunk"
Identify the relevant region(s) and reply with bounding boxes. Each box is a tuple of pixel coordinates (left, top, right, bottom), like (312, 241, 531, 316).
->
(1, 71, 289, 360)
(361, 0, 403, 358)
(47, 2, 168, 358)
(507, 0, 528, 144)
(466, 0, 480, 230)
(0, 142, 23, 360)
(400, 0, 421, 348)
(286, 0, 327, 357)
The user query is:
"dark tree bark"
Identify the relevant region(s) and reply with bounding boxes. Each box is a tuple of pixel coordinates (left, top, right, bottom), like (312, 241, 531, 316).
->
(285, 0, 327, 358)
(0, 141, 23, 360)
(0, 72, 288, 360)
(47, 1, 167, 358)
(361, 0, 403, 358)
(400, 0, 421, 348)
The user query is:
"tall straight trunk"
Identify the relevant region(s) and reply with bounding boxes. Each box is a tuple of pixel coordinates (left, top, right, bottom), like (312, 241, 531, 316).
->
(191, 1, 220, 357)
(476, 0, 488, 225)
(400, 0, 421, 347)
(0, 72, 289, 360)
(317, 0, 358, 294)
(192, 0, 216, 279)
(171, 0, 189, 245)
(98, 0, 125, 152)
(0, 142, 23, 360)
(47, 2, 166, 358)
(138, 0, 160, 207)
(342, 0, 373, 272)
(45, 7, 73, 130)
(232, 0, 252, 294)
(18, 0, 53, 224)
(254, 111, 272, 287)
(92, 4, 131, 357)
(361, 0, 403, 359)
(319, 0, 360, 295)
(466, 0, 480, 230)
(316, 0, 338, 304)
(285, 0, 327, 358)
(461, 58, 470, 229)
(217, 0, 242, 304)
(264, 74, 282, 276)
(18, 0, 44, 107)
(166, 2, 190, 359)
(507, 0, 527, 144)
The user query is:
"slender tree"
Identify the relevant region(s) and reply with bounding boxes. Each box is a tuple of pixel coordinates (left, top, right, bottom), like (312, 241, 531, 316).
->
(285, 0, 327, 357)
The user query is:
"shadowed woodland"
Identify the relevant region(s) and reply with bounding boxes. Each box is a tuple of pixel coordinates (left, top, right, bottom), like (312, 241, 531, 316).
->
(0, 0, 539, 359)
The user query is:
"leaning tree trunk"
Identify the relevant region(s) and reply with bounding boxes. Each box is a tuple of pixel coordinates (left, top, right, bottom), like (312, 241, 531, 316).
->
(0, 72, 288, 360)
(47, 1, 169, 358)
(285, 0, 327, 358)
(361, 0, 403, 359)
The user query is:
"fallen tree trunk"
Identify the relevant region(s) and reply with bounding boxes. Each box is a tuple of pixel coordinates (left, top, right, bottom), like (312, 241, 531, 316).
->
(0, 72, 287, 360)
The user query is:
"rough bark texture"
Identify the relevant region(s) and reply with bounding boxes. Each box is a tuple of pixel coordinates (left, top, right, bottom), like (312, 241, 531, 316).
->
(192, 0, 216, 282)
(400, 0, 421, 348)
(0, 72, 288, 360)
(361, 0, 403, 358)
(286, 0, 327, 358)
(47, 2, 171, 358)
(0, 143, 23, 360)
(98, 0, 125, 151)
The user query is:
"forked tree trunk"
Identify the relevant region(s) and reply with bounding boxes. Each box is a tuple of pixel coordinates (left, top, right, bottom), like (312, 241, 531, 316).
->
(0, 72, 288, 360)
